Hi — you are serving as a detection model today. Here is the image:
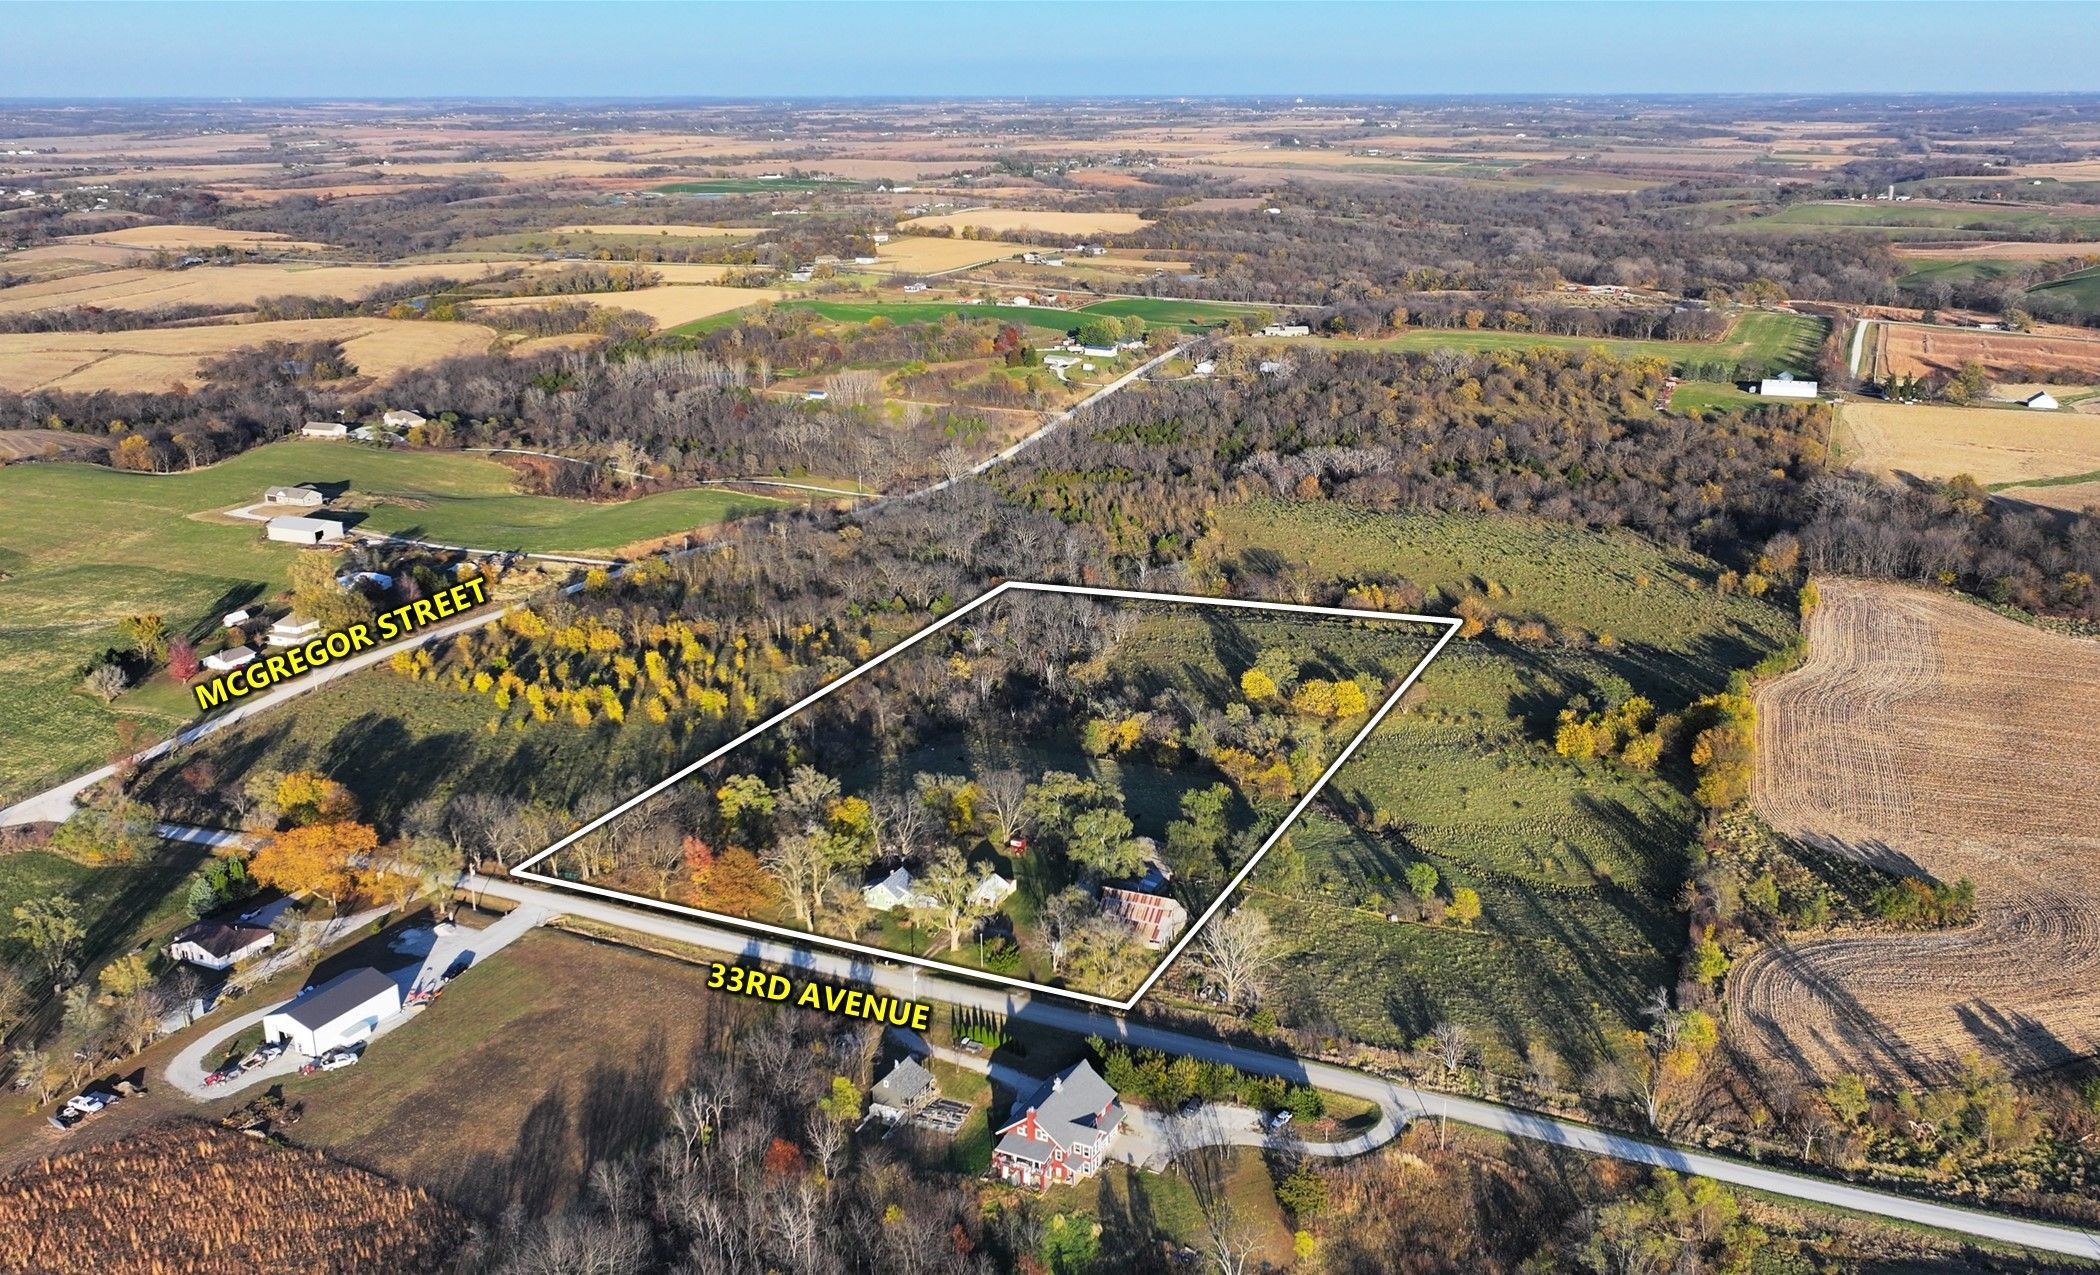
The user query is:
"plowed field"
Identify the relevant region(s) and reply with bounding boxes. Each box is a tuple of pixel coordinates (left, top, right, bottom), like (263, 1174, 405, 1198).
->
(1730, 578, 2100, 1086)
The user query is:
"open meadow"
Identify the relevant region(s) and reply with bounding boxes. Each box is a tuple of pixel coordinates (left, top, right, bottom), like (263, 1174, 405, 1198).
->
(1731, 577, 2100, 1087)
(0, 442, 779, 802)
(0, 261, 513, 316)
(0, 317, 499, 394)
(472, 282, 784, 329)
(1213, 502, 1797, 1069)
(1308, 310, 1826, 379)
(1835, 399, 2100, 486)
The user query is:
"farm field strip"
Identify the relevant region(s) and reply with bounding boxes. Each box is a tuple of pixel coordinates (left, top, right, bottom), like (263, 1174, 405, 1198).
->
(1731, 578, 2100, 1086)
(0, 318, 500, 394)
(1836, 400, 2100, 486)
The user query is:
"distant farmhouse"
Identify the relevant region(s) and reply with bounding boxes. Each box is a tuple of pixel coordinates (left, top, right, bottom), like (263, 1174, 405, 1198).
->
(300, 421, 348, 440)
(992, 1060, 1125, 1189)
(2024, 390, 2061, 411)
(263, 484, 325, 508)
(381, 409, 427, 430)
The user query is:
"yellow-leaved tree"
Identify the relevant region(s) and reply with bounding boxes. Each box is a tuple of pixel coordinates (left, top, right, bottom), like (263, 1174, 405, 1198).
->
(250, 820, 382, 911)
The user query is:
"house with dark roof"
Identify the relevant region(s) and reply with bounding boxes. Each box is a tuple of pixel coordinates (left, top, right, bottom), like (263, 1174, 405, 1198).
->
(166, 919, 276, 971)
(261, 967, 400, 1057)
(868, 1057, 939, 1123)
(992, 1060, 1124, 1189)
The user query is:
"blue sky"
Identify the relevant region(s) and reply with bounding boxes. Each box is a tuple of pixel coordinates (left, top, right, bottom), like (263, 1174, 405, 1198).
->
(3, 2, 2096, 98)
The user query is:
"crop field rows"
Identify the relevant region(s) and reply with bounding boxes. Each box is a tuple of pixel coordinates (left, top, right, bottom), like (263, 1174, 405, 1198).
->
(1732, 578, 2100, 1087)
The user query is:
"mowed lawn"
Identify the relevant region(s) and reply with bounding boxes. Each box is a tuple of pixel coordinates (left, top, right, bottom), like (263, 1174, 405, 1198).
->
(1305, 311, 1827, 378)
(1214, 502, 1796, 1070)
(0, 442, 778, 803)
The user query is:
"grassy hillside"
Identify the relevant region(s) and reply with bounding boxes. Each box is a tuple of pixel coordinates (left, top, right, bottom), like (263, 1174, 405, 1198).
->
(1214, 502, 1797, 1069)
(0, 442, 777, 803)
(1308, 311, 1826, 379)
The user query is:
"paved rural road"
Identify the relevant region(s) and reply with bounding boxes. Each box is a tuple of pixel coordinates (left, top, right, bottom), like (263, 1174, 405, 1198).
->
(466, 869, 2100, 1261)
(1, 343, 1178, 827)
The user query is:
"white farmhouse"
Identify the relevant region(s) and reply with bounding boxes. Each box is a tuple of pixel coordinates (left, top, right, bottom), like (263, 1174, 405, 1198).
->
(971, 872, 1017, 908)
(167, 920, 275, 971)
(202, 645, 256, 673)
(264, 485, 326, 508)
(863, 867, 932, 912)
(381, 409, 427, 429)
(266, 614, 323, 647)
(262, 968, 401, 1058)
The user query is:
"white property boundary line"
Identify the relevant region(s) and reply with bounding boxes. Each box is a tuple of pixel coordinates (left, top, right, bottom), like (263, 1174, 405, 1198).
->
(512, 581, 1462, 1011)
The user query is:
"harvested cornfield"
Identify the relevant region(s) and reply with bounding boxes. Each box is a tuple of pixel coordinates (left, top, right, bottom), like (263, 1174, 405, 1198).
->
(1879, 321, 2100, 380)
(902, 209, 1151, 237)
(1837, 400, 2100, 485)
(0, 1123, 462, 1274)
(0, 318, 497, 393)
(1730, 578, 2100, 1087)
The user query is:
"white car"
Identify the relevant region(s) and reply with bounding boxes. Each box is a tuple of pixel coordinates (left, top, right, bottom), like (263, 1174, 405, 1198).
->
(317, 1048, 361, 1071)
(1263, 1110, 1293, 1133)
(63, 1093, 108, 1116)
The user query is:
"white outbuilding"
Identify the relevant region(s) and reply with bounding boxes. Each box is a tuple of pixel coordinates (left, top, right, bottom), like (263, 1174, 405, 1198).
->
(2024, 390, 2061, 410)
(262, 968, 401, 1058)
(203, 645, 256, 673)
(1757, 374, 1819, 399)
(300, 422, 348, 440)
(265, 515, 345, 545)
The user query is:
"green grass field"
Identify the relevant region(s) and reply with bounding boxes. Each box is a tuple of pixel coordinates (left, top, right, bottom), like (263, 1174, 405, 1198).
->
(1070, 297, 1276, 328)
(1215, 502, 1796, 1068)
(1748, 201, 2100, 238)
(1310, 310, 1826, 378)
(2031, 263, 2100, 313)
(0, 442, 778, 803)
(1898, 259, 2100, 318)
(0, 844, 205, 987)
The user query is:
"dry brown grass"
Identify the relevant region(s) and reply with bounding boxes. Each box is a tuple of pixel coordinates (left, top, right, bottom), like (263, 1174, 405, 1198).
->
(472, 283, 777, 328)
(544, 223, 757, 238)
(1881, 322, 2100, 380)
(0, 429, 107, 462)
(1837, 400, 2100, 485)
(1892, 241, 2100, 263)
(1730, 578, 2100, 1087)
(902, 208, 1151, 237)
(0, 318, 497, 392)
(1995, 479, 2100, 515)
(871, 234, 1032, 274)
(58, 224, 329, 251)
(0, 262, 510, 315)
(0, 1122, 461, 1274)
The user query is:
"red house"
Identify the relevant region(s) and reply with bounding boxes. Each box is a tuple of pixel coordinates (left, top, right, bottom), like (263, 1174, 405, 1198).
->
(991, 1060, 1124, 1189)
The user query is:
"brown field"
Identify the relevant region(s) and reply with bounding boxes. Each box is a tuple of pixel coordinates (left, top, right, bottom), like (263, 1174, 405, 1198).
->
(543, 223, 757, 238)
(1879, 321, 2100, 380)
(0, 1122, 461, 1274)
(1730, 578, 2100, 1087)
(0, 318, 497, 392)
(1892, 240, 2100, 263)
(0, 261, 512, 315)
(472, 283, 778, 328)
(58, 224, 329, 251)
(1996, 479, 2100, 514)
(902, 208, 1151, 237)
(872, 234, 1033, 273)
(0, 428, 107, 462)
(1836, 400, 2100, 485)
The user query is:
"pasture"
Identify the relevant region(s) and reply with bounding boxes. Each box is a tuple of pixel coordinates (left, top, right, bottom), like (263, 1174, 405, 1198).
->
(1215, 501, 1797, 1067)
(0, 444, 779, 801)
(1733, 578, 2100, 1086)
(1313, 311, 1827, 378)
(1836, 399, 2100, 486)
(0, 317, 499, 394)
(1748, 201, 2100, 238)
(902, 209, 1152, 237)
(55, 224, 329, 251)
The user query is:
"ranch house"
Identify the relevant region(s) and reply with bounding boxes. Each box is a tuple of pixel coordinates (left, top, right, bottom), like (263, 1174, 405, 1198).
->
(992, 1060, 1124, 1190)
(264, 484, 326, 508)
(300, 421, 348, 440)
(167, 919, 275, 971)
(202, 645, 256, 673)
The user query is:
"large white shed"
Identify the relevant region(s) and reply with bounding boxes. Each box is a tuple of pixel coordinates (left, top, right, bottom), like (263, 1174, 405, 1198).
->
(262, 968, 401, 1057)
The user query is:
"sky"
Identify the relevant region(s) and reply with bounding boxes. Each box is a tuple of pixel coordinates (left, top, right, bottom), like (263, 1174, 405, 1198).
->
(3, 1, 2098, 99)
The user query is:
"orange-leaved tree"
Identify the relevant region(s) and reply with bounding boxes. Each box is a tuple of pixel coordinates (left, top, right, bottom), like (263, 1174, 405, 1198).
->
(250, 820, 381, 911)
